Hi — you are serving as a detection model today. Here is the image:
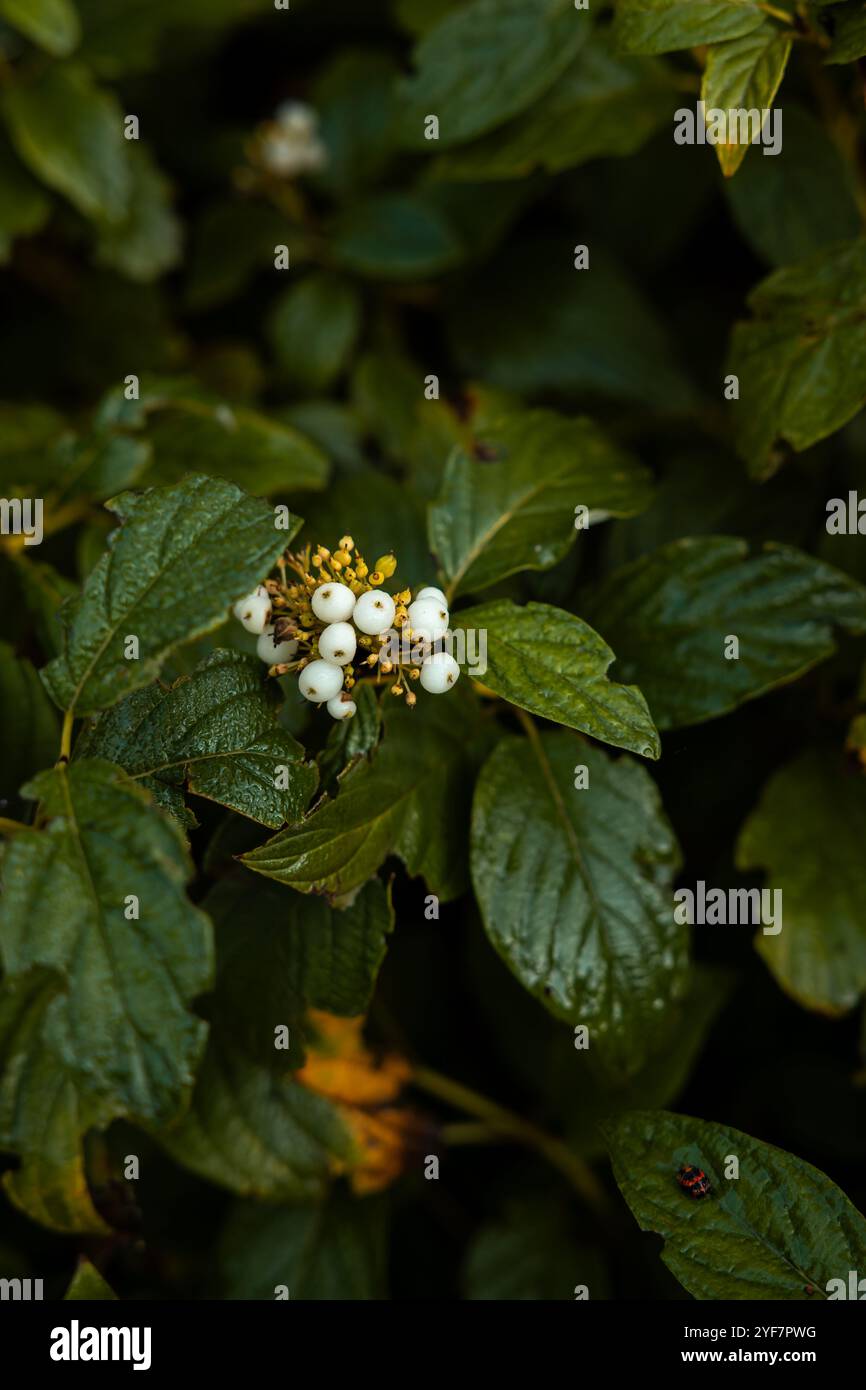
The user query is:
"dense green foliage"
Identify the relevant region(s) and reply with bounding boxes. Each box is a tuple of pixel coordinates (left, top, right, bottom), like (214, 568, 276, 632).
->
(1, 0, 866, 1302)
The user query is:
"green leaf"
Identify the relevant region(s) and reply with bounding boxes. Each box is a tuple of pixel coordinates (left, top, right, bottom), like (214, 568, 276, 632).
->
(586, 538, 866, 730)
(0, 641, 59, 807)
(463, 1196, 607, 1300)
(242, 688, 494, 901)
(0, 967, 108, 1233)
(313, 49, 401, 196)
(452, 600, 661, 759)
(1, 62, 131, 222)
(50, 430, 151, 504)
(614, 0, 765, 55)
(94, 142, 182, 282)
(75, 650, 318, 829)
(331, 193, 462, 279)
(448, 236, 692, 408)
(157, 1031, 355, 1201)
(2, 552, 78, 661)
(0, 138, 51, 262)
(701, 22, 792, 177)
(269, 273, 362, 392)
(0, 0, 80, 57)
(604, 1109, 866, 1299)
(399, 0, 588, 149)
(723, 105, 860, 267)
(203, 875, 394, 1071)
(737, 749, 866, 1016)
(219, 1190, 388, 1299)
(41, 473, 298, 716)
(826, 4, 866, 63)
(0, 760, 213, 1124)
(64, 1258, 118, 1300)
(428, 401, 653, 598)
(431, 33, 674, 180)
(728, 238, 866, 480)
(131, 396, 329, 494)
(471, 734, 685, 1076)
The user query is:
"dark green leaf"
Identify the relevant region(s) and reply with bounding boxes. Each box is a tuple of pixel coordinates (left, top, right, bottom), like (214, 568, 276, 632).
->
(0, 138, 51, 261)
(432, 32, 674, 180)
(331, 193, 462, 279)
(724, 106, 860, 266)
(614, 0, 765, 55)
(826, 4, 866, 62)
(463, 1196, 607, 1300)
(242, 688, 493, 901)
(220, 1190, 388, 1299)
(428, 400, 653, 597)
(399, 0, 588, 148)
(41, 473, 298, 715)
(728, 238, 866, 479)
(0, 760, 213, 1124)
(94, 142, 182, 282)
(586, 538, 866, 730)
(471, 734, 685, 1075)
(452, 599, 661, 758)
(318, 680, 382, 790)
(2, 62, 130, 221)
(604, 1109, 866, 1299)
(0, 641, 59, 807)
(737, 749, 866, 1015)
(269, 273, 362, 392)
(76, 650, 318, 828)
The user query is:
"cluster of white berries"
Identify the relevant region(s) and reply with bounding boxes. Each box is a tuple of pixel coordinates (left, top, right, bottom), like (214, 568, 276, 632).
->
(255, 102, 327, 178)
(232, 558, 460, 721)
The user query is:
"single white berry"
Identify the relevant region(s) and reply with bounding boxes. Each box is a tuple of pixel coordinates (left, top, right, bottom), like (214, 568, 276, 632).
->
(353, 589, 396, 635)
(318, 621, 357, 667)
(420, 652, 460, 694)
(311, 581, 356, 623)
(298, 659, 344, 703)
(327, 694, 357, 720)
(257, 624, 298, 665)
(408, 597, 449, 642)
(416, 586, 448, 606)
(233, 585, 271, 634)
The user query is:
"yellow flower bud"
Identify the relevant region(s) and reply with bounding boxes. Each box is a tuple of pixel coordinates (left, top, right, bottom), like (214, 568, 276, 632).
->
(374, 553, 397, 578)
(355, 561, 368, 579)
(312, 554, 322, 567)
(339, 535, 354, 552)
(368, 571, 383, 587)
(380, 660, 393, 674)
(405, 690, 417, 707)
(391, 684, 403, 696)
(334, 549, 351, 566)
(331, 558, 343, 572)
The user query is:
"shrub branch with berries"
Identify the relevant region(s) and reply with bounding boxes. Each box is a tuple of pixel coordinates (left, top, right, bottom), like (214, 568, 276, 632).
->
(233, 536, 460, 720)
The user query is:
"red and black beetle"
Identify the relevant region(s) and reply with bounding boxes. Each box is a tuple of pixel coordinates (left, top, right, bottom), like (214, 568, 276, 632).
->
(676, 1164, 712, 1199)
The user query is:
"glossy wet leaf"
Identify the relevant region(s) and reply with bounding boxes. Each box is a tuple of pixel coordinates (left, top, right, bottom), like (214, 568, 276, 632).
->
(41, 474, 297, 715)
(604, 1109, 866, 1299)
(471, 734, 685, 1076)
(701, 23, 792, 177)
(452, 599, 661, 759)
(429, 402, 653, 598)
(76, 650, 318, 829)
(614, 0, 765, 54)
(587, 538, 866, 729)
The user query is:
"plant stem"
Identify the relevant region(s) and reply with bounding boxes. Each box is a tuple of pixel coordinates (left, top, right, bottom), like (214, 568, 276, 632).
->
(0, 816, 27, 836)
(59, 709, 74, 763)
(413, 1064, 611, 1216)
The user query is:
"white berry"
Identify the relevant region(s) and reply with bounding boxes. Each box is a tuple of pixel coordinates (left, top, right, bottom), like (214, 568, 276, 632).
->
(233, 585, 271, 634)
(298, 659, 344, 703)
(257, 624, 298, 665)
(353, 589, 396, 635)
(420, 652, 460, 693)
(416, 586, 448, 606)
(408, 597, 449, 642)
(318, 621, 357, 667)
(327, 694, 357, 720)
(311, 582, 356, 623)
